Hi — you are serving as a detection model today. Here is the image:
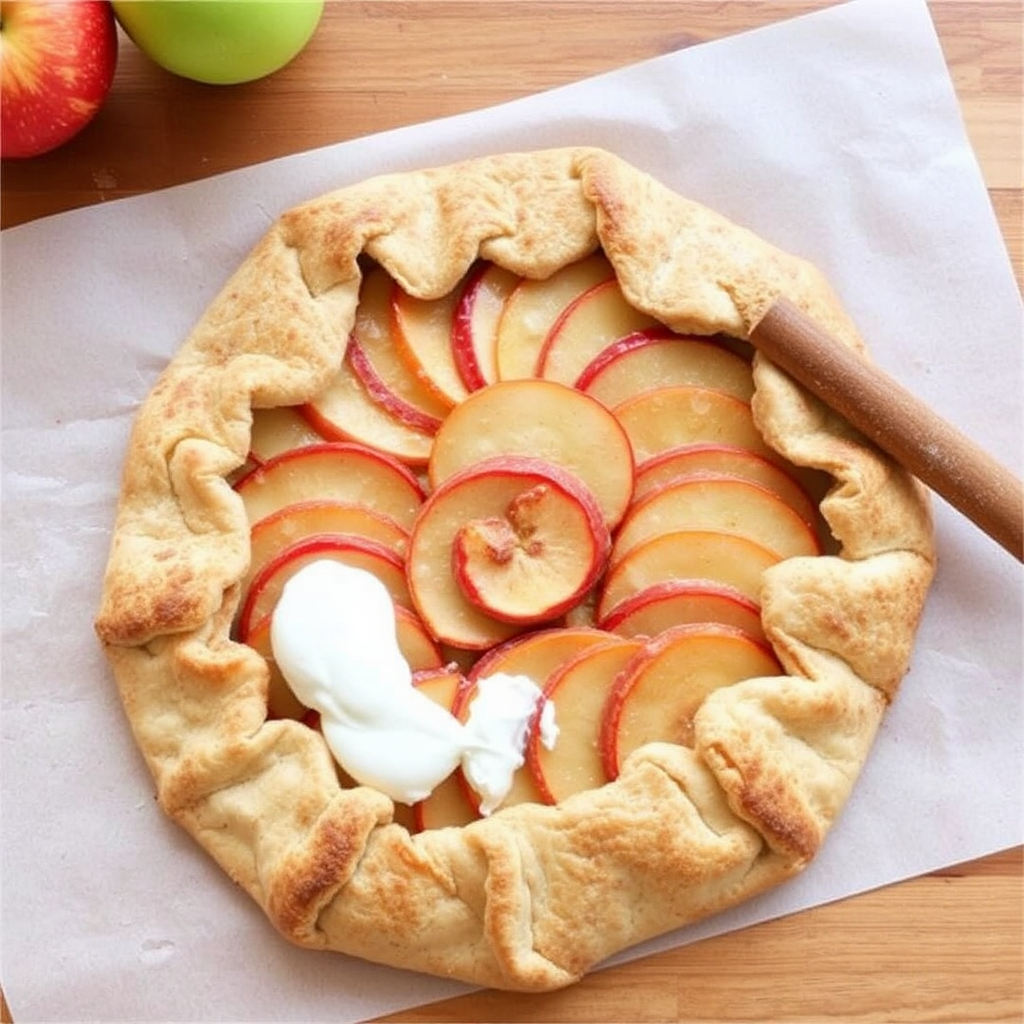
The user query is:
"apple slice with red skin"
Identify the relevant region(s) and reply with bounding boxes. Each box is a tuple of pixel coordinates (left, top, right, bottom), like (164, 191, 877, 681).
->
(393, 607, 446, 673)
(600, 623, 782, 779)
(245, 603, 444, 723)
(347, 267, 449, 432)
(450, 464, 610, 624)
(301, 346, 435, 467)
(526, 637, 645, 804)
(599, 579, 766, 643)
(244, 498, 408, 597)
(495, 253, 615, 380)
(451, 263, 521, 391)
(407, 456, 609, 647)
(536, 277, 661, 385)
(391, 283, 468, 409)
(234, 441, 425, 530)
(575, 331, 755, 408)
(429, 379, 635, 529)
(448, 674, 548, 813)
(347, 341, 444, 435)
(411, 667, 481, 831)
(237, 534, 411, 642)
(458, 625, 612, 810)
(598, 529, 781, 619)
(611, 384, 781, 466)
(610, 475, 822, 568)
(634, 444, 820, 527)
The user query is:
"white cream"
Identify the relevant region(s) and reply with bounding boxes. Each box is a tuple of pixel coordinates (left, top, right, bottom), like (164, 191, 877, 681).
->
(269, 560, 557, 811)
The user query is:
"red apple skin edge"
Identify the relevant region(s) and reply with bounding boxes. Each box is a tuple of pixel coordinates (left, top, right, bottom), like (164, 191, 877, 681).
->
(450, 263, 491, 392)
(1, 0, 118, 159)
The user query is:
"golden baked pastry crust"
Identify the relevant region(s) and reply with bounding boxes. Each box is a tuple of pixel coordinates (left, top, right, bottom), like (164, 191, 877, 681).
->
(95, 147, 935, 990)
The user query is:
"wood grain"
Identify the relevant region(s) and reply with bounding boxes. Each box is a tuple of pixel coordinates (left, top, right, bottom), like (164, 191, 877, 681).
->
(1, 3, 1020, 1023)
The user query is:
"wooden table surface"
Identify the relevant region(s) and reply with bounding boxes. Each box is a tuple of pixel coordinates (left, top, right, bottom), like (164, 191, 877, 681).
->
(1, 2, 1020, 1022)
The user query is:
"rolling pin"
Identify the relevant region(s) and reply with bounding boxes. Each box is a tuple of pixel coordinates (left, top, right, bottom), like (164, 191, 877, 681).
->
(750, 298, 1023, 562)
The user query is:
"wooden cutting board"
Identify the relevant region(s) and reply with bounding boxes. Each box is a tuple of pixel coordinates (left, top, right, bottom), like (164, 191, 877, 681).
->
(1, 3, 1020, 1022)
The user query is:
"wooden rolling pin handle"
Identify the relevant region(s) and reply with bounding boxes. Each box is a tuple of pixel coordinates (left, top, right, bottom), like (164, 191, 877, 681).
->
(750, 299, 1023, 562)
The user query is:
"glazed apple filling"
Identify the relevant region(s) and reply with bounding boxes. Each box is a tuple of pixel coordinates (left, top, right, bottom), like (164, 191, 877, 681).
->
(230, 253, 830, 831)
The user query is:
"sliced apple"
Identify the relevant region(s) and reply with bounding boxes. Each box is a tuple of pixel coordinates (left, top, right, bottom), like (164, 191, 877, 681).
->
(611, 384, 781, 466)
(535, 277, 661, 385)
(455, 625, 612, 812)
(527, 637, 644, 804)
(467, 624, 611, 685)
(347, 267, 448, 431)
(495, 252, 615, 380)
(634, 444, 819, 526)
(598, 529, 781, 619)
(599, 579, 766, 643)
(411, 667, 481, 831)
(244, 498, 408, 595)
(301, 342, 435, 466)
(391, 281, 469, 409)
(429, 379, 635, 528)
(407, 456, 608, 647)
(600, 623, 782, 779)
(451, 462, 610, 623)
(576, 331, 755, 408)
(610, 475, 822, 568)
(446, 675, 545, 812)
(249, 406, 328, 465)
(451, 262, 521, 391)
(234, 441, 425, 529)
(395, 606, 446, 672)
(237, 534, 411, 641)
(347, 340, 444, 434)
(245, 617, 308, 721)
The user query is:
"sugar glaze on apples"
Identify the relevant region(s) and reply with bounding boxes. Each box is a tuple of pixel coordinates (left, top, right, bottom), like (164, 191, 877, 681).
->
(230, 252, 835, 831)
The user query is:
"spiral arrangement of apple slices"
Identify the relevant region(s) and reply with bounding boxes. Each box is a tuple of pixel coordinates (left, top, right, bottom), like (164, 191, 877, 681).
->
(230, 254, 829, 832)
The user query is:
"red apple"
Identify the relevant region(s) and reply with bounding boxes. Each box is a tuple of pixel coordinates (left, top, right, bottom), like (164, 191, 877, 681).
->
(1, 0, 118, 159)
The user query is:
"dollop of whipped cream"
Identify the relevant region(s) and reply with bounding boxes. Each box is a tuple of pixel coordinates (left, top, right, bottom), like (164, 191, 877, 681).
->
(270, 560, 557, 813)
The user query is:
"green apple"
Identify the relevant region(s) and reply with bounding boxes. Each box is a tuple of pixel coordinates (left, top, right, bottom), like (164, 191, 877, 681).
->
(112, 0, 324, 86)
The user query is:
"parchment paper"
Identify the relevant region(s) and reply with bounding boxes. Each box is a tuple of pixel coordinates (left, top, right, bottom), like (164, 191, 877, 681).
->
(2, 0, 1021, 1020)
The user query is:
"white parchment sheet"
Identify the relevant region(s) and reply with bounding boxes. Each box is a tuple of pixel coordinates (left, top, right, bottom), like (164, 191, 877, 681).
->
(2, 0, 1021, 1020)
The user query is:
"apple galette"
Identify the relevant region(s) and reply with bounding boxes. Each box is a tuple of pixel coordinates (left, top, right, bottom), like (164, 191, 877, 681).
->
(95, 148, 935, 991)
